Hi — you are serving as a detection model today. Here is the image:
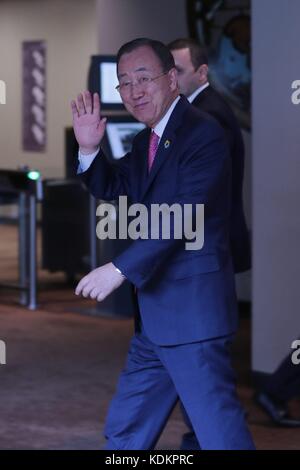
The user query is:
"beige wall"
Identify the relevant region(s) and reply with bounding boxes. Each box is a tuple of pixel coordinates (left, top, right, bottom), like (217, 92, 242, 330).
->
(0, 0, 188, 219)
(0, 0, 188, 178)
(0, 0, 97, 179)
(96, 0, 188, 53)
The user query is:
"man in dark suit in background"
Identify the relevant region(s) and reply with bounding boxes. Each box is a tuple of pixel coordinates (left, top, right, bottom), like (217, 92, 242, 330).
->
(71, 38, 254, 449)
(168, 38, 251, 274)
(168, 37, 251, 450)
(254, 342, 300, 427)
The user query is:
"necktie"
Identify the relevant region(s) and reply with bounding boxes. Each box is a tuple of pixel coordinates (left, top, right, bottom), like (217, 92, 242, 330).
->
(148, 131, 159, 172)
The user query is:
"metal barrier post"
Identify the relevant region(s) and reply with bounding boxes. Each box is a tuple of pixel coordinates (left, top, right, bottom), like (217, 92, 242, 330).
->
(28, 194, 37, 310)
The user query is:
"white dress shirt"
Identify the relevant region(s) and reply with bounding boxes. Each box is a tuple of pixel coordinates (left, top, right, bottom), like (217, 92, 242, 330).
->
(187, 82, 209, 104)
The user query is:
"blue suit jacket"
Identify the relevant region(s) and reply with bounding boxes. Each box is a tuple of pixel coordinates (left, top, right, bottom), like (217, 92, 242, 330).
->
(80, 96, 238, 346)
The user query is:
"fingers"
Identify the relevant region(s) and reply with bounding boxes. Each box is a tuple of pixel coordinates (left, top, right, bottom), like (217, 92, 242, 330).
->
(75, 264, 118, 302)
(75, 279, 106, 303)
(89, 287, 99, 300)
(82, 283, 94, 298)
(75, 275, 96, 298)
(77, 93, 86, 116)
(75, 276, 89, 296)
(93, 92, 100, 115)
(71, 100, 79, 118)
(84, 90, 92, 113)
(72, 91, 100, 118)
(75, 271, 105, 299)
(93, 93, 107, 134)
(97, 292, 105, 302)
(98, 117, 107, 136)
(89, 288, 105, 302)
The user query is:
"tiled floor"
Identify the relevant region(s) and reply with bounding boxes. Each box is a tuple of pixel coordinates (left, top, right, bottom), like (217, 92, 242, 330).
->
(0, 224, 299, 449)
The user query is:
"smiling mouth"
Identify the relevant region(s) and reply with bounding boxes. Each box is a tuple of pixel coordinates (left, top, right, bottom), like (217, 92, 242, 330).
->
(134, 102, 149, 109)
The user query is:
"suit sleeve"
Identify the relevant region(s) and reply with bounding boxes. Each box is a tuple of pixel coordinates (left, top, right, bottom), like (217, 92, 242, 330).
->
(78, 148, 131, 200)
(113, 121, 230, 288)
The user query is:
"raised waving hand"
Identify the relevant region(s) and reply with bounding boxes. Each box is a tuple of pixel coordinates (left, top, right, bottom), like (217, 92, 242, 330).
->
(71, 91, 107, 154)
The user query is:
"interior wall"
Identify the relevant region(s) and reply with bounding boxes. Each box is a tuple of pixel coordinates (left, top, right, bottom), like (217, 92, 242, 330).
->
(96, 0, 188, 53)
(0, 0, 97, 179)
(235, 129, 252, 301)
(252, 0, 300, 372)
(0, 0, 188, 181)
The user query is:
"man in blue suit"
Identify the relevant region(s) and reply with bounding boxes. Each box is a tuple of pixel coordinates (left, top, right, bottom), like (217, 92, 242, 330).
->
(168, 37, 251, 450)
(71, 38, 255, 450)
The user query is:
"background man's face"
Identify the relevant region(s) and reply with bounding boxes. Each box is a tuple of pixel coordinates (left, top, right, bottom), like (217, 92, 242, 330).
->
(171, 47, 201, 97)
(117, 46, 178, 128)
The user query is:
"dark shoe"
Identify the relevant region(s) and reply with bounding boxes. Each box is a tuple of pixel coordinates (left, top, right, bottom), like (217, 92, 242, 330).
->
(254, 392, 300, 427)
(180, 431, 201, 450)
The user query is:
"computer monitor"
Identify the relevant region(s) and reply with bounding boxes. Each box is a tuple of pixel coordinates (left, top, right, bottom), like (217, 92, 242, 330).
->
(88, 55, 124, 111)
(65, 127, 78, 178)
(104, 115, 146, 160)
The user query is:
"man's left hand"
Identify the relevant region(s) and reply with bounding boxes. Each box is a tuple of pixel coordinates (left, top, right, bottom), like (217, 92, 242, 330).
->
(75, 262, 125, 302)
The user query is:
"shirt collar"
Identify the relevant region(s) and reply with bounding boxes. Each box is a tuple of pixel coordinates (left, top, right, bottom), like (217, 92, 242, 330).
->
(152, 96, 180, 139)
(187, 82, 210, 103)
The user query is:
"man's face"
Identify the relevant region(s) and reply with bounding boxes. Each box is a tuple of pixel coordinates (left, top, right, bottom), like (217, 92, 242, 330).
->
(171, 47, 206, 97)
(117, 46, 178, 128)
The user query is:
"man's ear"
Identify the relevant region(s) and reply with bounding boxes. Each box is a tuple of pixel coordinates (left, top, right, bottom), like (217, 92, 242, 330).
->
(168, 67, 178, 92)
(197, 64, 209, 83)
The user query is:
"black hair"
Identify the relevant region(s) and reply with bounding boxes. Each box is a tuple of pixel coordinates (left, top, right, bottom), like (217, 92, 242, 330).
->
(168, 38, 208, 70)
(117, 37, 175, 72)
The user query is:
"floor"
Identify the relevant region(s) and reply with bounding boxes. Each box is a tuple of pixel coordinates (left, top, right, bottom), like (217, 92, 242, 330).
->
(0, 224, 300, 450)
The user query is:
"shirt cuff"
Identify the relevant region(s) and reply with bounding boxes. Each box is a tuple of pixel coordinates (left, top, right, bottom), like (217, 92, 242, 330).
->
(113, 264, 126, 279)
(77, 147, 100, 173)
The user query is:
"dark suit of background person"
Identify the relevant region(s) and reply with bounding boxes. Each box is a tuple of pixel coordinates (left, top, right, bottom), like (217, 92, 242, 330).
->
(254, 342, 300, 427)
(169, 38, 251, 274)
(72, 38, 255, 450)
(168, 38, 251, 450)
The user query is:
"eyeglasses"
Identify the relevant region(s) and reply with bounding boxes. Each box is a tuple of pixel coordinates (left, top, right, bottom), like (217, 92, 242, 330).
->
(115, 71, 168, 94)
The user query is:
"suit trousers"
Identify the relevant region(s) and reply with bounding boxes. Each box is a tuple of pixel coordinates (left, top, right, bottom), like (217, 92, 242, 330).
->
(104, 326, 255, 450)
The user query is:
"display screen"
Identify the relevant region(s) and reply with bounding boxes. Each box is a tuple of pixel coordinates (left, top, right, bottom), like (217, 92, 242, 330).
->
(88, 55, 124, 110)
(100, 62, 121, 104)
(106, 122, 146, 159)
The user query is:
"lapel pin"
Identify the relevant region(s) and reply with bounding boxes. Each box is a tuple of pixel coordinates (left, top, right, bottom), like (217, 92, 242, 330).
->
(164, 139, 171, 149)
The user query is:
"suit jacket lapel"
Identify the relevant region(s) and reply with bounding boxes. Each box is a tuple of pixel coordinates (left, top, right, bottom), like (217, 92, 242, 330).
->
(131, 127, 150, 202)
(139, 96, 189, 201)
